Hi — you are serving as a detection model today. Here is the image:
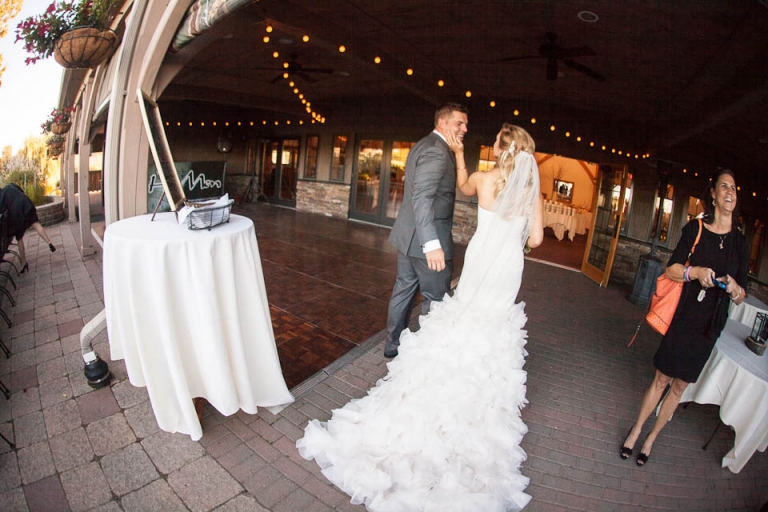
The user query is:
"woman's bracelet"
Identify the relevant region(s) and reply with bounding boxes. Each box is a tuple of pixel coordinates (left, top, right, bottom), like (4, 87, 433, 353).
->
(730, 286, 742, 300)
(683, 266, 691, 282)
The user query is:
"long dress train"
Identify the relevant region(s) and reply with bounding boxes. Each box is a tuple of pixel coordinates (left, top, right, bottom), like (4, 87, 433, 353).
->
(297, 206, 532, 511)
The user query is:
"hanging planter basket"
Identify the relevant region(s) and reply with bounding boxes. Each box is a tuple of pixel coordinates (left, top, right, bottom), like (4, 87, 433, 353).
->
(54, 27, 119, 69)
(50, 121, 72, 135)
(48, 145, 64, 158)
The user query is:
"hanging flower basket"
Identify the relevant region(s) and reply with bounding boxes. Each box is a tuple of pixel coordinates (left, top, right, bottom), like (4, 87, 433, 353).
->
(53, 27, 118, 69)
(47, 134, 66, 149)
(48, 145, 64, 157)
(50, 121, 72, 134)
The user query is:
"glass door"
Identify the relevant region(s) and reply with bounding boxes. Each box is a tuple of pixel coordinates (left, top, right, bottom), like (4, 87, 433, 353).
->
(350, 138, 414, 226)
(581, 164, 629, 287)
(260, 138, 299, 206)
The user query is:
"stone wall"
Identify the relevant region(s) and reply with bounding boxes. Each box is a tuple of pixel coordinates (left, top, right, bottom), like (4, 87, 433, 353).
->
(36, 196, 66, 226)
(612, 239, 672, 287)
(296, 181, 350, 219)
(452, 201, 478, 245)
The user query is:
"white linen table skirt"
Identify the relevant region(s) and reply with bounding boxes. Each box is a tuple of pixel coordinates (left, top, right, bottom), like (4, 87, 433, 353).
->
(104, 213, 294, 440)
(728, 294, 768, 328)
(680, 319, 768, 473)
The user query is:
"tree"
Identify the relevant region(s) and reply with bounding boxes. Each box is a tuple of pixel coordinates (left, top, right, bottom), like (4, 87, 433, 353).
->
(0, 0, 23, 86)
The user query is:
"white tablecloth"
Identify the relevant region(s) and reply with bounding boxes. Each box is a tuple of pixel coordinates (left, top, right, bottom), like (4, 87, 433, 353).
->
(542, 207, 591, 241)
(104, 213, 294, 440)
(728, 294, 768, 328)
(680, 319, 768, 473)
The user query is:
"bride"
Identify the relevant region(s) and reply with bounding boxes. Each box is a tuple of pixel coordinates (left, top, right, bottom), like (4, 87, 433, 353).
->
(297, 123, 544, 511)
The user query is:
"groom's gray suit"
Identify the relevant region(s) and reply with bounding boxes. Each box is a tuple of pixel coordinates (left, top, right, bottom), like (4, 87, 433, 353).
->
(385, 131, 456, 355)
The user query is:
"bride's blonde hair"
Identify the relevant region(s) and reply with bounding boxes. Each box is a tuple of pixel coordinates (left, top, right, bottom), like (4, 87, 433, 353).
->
(494, 124, 536, 198)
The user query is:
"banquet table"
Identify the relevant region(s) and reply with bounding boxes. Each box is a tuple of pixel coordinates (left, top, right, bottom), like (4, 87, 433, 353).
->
(104, 212, 294, 440)
(542, 206, 591, 241)
(680, 319, 768, 473)
(728, 294, 768, 328)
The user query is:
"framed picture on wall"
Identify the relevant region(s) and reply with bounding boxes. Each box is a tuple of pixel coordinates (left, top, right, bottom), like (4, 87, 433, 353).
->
(554, 179, 574, 203)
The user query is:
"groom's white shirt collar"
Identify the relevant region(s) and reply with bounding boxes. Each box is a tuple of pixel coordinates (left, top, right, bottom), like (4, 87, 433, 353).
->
(432, 130, 446, 143)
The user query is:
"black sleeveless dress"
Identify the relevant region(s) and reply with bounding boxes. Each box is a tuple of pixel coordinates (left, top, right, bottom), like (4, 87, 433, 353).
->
(0, 183, 40, 241)
(654, 219, 749, 383)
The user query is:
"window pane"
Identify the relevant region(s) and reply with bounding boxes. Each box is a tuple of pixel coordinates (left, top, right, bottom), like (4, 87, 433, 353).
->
(619, 173, 633, 236)
(478, 145, 495, 172)
(305, 136, 319, 179)
(651, 184, 674, 242)
(388, 141, 414, 218)
(354, 140, 383, 214)
(331, 135, 347, 181)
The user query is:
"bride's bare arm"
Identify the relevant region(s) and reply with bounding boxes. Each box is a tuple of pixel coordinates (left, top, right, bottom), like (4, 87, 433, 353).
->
(527, 195, 544, 248)
(446, 132, 477, 197)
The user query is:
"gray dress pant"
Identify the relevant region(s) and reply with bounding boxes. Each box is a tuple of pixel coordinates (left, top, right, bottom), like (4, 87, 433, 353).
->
(386, 251, 453, 348)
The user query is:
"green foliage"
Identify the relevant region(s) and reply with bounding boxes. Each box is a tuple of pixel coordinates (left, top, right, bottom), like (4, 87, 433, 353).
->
(0, 147, 52, 206)
(14, 0, 119, 64)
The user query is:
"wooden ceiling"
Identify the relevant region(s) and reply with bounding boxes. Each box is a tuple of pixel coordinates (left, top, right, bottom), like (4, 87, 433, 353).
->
(161, 0, 768, 216)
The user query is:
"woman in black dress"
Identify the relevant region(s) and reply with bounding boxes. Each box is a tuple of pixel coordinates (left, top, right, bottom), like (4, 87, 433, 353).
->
(620, 168, 749, 466)
(0, 183, 56, 272)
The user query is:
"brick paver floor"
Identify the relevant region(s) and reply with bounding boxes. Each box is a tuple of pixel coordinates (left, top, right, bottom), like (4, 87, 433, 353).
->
(0, 206, 766, 511)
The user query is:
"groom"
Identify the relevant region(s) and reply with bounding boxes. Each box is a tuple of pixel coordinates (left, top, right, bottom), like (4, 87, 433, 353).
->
(384, 103, 468, 358)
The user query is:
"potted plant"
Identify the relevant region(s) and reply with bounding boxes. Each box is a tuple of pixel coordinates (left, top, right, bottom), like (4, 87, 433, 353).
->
(15, 0, 120, 69)
(42, 106, 76, 134)
(46, 134, 66, 150)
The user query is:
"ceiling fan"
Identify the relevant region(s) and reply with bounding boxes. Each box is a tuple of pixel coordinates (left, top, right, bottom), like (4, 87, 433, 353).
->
(253, 53, 334, 84)
(498, 32, 606, 82)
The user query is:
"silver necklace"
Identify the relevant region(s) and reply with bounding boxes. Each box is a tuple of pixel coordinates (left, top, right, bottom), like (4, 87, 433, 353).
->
(719, 233, 727, 250)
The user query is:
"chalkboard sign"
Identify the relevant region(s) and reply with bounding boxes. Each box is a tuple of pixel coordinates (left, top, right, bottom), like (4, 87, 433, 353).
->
(137, 90, 186, 212)
(148, 161, 227, 213)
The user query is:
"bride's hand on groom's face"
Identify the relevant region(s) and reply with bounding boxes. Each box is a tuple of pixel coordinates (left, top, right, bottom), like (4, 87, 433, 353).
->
(446, 132, 463, 154)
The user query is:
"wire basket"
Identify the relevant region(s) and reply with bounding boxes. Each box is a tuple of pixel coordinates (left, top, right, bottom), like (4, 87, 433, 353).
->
(187, 199, 234, 230)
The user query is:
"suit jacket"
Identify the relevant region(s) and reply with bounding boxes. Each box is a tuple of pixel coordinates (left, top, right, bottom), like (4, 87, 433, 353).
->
(389, 132, 457, 259)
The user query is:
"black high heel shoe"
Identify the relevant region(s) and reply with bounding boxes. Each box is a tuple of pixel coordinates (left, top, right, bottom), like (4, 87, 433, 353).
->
(636, 452, 650, 466)
(49, 243, 56, 253)
(620, 428, 634, 460)
(19, 263, 29, 274)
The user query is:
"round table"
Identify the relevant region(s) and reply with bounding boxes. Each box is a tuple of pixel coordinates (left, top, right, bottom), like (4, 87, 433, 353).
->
(104, 213, 293, 440)
(728, 294, 768, 328)
(680, 319, 768, 473)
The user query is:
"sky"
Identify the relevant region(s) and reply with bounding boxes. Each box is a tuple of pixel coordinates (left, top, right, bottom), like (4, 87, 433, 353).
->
(0, 0, 64, 154)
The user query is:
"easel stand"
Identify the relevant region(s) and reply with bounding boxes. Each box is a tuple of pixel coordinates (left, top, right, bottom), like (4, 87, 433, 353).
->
(150, 191, 179, 222)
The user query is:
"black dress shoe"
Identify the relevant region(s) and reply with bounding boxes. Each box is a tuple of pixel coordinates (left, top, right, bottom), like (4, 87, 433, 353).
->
(383, 344, 398, 358)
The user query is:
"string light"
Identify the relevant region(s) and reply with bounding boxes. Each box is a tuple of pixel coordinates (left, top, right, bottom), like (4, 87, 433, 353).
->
(263, 36, 270, 43)
(530, 118, 536, 124)
(265, 24, 273, 33)
(339, 45, 346, 53)
(272, 51, 279, 58)
(465, 90, 472, 98)
(513, 110, 519, 116)
(437, 79, 444, 87)
(406, 68, 413, 75)
(550, 125, 555, 131)
(489, 100, 496, 107)
(302, 35, 309, 42)
(374, 56, 381, 64)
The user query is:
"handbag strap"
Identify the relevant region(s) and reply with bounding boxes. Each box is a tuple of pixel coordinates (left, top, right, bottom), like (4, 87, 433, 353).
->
(628, 218, 704, 347)
(685, 218, 703, 265)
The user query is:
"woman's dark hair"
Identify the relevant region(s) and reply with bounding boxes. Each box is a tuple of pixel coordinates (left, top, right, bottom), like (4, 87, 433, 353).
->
(702, 168, 739, 228)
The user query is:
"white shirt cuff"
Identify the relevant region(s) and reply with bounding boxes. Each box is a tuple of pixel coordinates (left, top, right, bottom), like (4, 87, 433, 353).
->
(422, 239, 442, 253)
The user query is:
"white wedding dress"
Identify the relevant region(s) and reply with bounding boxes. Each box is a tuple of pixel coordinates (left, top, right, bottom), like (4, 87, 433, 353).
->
(297, 205, 532, 512)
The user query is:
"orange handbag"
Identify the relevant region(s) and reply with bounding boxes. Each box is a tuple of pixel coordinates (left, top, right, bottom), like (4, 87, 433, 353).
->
(628, 219, 703, 346)
(645, 218, 703, 336)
